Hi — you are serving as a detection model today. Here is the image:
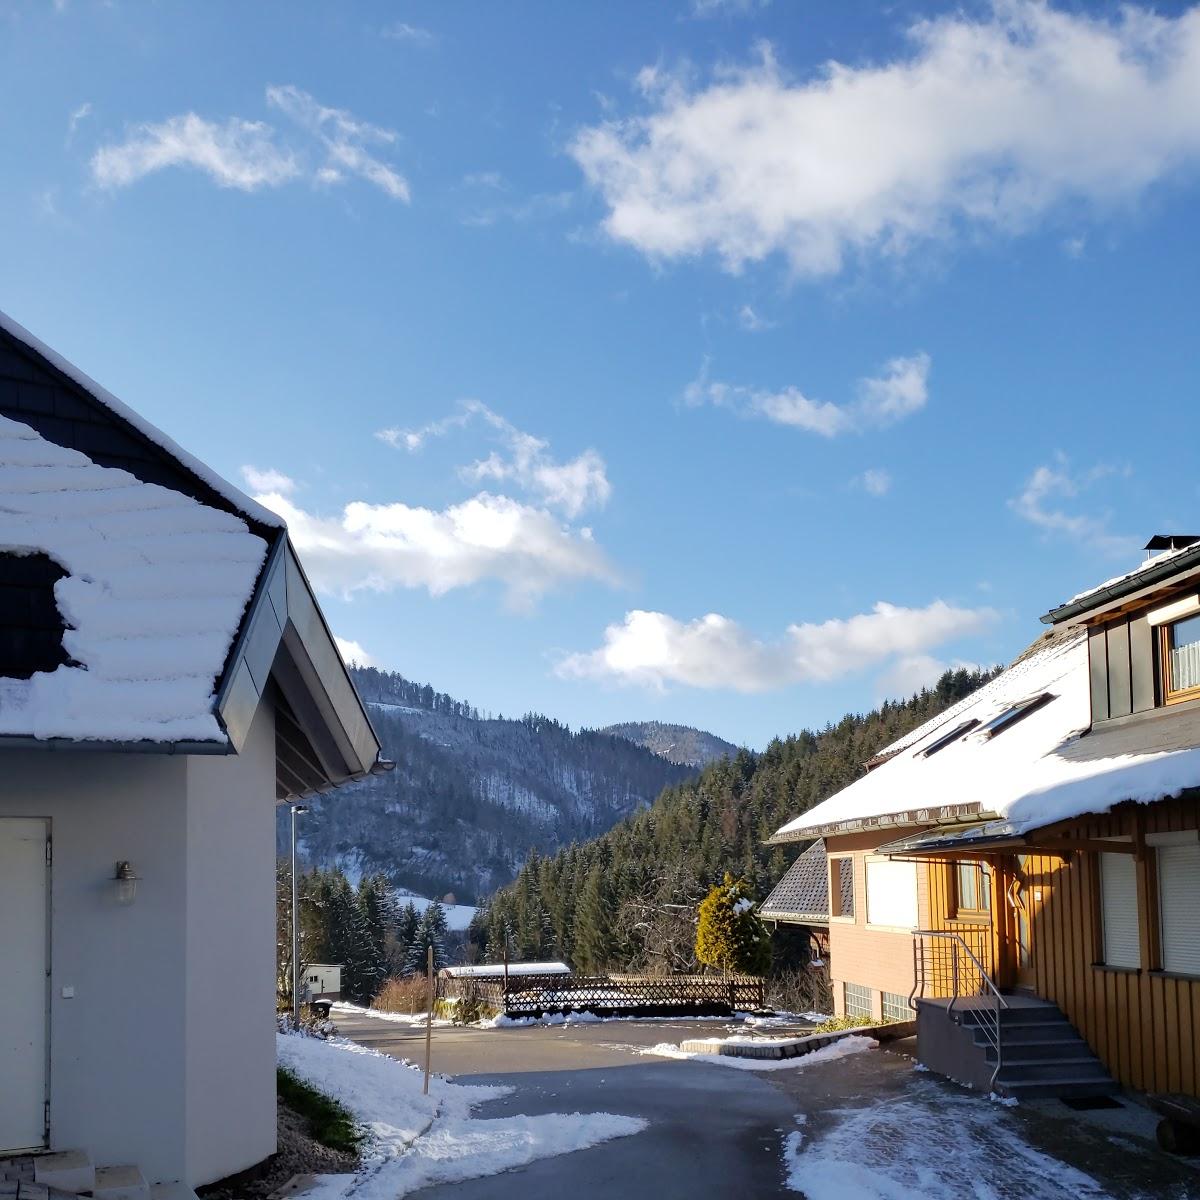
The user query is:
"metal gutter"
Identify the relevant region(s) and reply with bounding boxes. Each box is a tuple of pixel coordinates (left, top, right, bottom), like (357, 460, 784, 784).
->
(0, 734, 232, 755)
(1042, 545, 1200, 624)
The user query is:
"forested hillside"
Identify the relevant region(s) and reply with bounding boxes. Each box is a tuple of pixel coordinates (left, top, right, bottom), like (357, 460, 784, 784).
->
(284, 667, 692, 904)
(600, 720, 740, 768)
(472, 667, 1000, 974)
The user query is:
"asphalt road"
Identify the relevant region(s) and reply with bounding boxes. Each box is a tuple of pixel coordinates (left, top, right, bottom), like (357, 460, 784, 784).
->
(332, 1009, 804, 1197)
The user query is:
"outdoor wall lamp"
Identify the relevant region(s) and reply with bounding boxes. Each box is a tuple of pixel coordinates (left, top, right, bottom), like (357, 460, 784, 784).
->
(113, 861, 140, 906)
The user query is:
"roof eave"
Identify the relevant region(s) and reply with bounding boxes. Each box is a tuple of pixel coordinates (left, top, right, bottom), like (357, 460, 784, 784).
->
(768, 801, 989, 844)
(1043, 551, 1200, 625)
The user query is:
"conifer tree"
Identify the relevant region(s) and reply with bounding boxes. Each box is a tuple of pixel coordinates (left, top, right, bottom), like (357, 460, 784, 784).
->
(405, 901, 449, 974)
(695, 873, 771, 976)
(573, 866, 615, 972)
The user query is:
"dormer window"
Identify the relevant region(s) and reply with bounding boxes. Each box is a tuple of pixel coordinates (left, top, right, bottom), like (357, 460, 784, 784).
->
(1162, 613, 1200, 704)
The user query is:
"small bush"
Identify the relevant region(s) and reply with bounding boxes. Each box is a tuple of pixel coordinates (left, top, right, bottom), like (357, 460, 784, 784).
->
(277, 1067, 361, 1154)
(373, 975, 431, 1015)
(811, 1014, 876, 1034)
(276, 1011, 336, 1039)
(447, 978, 499, 1025)
(767, 964, 833, 1016)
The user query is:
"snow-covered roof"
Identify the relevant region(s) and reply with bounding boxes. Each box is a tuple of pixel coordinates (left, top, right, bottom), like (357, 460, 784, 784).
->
(441, 961, 570, 978)
(0, 310, 283, 532)
(0, 414, 267, 742)
(770, 624, 1200, 842)
(1044, 539, 1200, 624)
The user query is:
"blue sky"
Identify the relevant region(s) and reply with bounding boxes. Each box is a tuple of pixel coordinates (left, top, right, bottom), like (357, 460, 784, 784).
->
(3, 0, 1199, 748)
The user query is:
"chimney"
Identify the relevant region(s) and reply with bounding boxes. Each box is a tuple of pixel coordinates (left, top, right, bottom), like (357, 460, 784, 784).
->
(1144, 534, 1200, 562)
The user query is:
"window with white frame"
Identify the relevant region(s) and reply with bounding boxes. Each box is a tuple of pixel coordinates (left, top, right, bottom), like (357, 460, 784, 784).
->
(865, 857, 918, 929)
(882, 991, 912, 1022)
(844, 982, 873, 1020)
(1156, 836, 1200, 976)
(1099, 851, 1140, 969)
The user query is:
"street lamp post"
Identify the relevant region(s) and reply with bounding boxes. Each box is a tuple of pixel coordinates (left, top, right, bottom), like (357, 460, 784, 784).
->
(290, 803, 309, 1026)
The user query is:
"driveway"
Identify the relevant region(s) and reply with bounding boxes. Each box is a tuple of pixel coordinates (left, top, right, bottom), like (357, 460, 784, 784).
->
(331, 1010, 1200, 1199)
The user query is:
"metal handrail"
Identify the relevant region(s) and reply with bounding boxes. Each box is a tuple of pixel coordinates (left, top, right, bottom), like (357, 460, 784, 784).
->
(910, 929, 1009, 1090)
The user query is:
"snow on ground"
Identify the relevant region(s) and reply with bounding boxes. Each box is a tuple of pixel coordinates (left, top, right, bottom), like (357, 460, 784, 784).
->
(781, 1085, 1117, 1199)
(331, 1002, 454, 1028)
(277, 1033, 646, 1199)
(642, 1034, 878, 1072)
(395, 892, 478, 932)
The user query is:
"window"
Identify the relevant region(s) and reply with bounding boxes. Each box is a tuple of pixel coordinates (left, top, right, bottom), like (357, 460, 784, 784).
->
(954, 861, 991, 917)
(844, 982, 873, 1021)
(980, 694, 1055, 739)
(1162, 614, 1200, 703)
(1099, 852, 1140, 969)
(865, 858, 918, 929)
(1158, 841, 1200, 975)
(830, 856, 855, 920)
(882, 991, 912, 1022)
(919, 719, 980, 757)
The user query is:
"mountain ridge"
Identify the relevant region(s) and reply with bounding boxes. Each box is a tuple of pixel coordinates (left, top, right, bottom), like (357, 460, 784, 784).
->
(600, 720, 739, 768)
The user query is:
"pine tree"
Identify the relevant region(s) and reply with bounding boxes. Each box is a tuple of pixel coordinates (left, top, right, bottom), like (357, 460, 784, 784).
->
(327, 875, 383, 1003)
(695, 873, 771, 976)
(405, 902, 449, 974)
(573, 866, 615, 972)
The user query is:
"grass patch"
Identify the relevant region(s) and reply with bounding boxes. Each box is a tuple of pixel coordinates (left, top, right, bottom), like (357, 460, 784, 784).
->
(277, 1067, 362, 1155)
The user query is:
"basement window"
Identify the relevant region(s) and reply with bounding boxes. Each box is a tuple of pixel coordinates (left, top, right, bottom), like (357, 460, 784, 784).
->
(843, 982, 873, 1021)
(980, 693, 1055, 739)
(0, 551, 75, 679)
(919, 718, 980, 757)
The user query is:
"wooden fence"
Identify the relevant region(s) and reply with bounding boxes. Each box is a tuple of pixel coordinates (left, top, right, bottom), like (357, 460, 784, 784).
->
(441, 972, 766, 1018)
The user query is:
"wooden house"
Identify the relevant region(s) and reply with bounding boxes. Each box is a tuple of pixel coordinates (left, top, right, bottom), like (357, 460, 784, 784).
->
(768, 539, 1200, 1100)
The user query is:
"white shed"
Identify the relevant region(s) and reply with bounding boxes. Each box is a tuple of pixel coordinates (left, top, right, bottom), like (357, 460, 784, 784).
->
(304, 963, 343, 1001)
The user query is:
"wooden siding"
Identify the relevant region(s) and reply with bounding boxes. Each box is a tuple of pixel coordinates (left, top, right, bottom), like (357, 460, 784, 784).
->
(1089, 611, 1157, 721)
(924, 797, 1200, 1097)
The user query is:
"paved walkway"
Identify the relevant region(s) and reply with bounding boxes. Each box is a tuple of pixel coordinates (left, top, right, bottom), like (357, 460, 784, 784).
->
(331, 1010, 1200, 1199)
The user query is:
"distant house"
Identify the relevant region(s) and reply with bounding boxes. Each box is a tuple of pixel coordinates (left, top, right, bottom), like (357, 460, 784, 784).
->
(304, 964, 343, 1002)
(440, 960, 571, 980)
(768, 537, 1200, 1100)
(0, 314, 384, 1191)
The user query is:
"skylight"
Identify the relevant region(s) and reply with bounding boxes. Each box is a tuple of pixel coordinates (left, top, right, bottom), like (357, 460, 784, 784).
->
(980, 693, 1055, 739)
(919, 718, 980, 758)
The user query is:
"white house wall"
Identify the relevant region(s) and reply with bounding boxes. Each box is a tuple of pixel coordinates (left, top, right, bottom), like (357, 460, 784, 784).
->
(0, 750, 190, 1183)
(184, 697, 277, 1187)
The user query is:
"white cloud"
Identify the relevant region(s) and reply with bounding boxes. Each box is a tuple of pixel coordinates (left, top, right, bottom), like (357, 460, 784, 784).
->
(251, 486, 617, 610)
(685, 353, 929, 437)
(66, 101, 92, 144)
(571, 3, 1200, 275)
(382, 21, 435, 45)
(91, 86, 407, 200)
(736, 304, 775, 332)
(855, 468, 892, 497)
(241, 465, 296, 494)
(556, 600, 997, 693)
(379, 400, 611, 519)
(335, 636, 376, 667)
(265, 85, 409, 201)
(91, 113, 300, 192)
(1009, 454, 1137, 555)
(691, 0, 770, 17)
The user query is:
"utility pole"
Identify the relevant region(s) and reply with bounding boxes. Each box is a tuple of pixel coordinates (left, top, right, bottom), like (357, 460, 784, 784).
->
(290, 803, 309, 1027)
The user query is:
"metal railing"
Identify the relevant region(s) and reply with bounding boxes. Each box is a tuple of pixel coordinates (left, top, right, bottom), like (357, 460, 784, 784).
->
(910, 929, 1009, 1089)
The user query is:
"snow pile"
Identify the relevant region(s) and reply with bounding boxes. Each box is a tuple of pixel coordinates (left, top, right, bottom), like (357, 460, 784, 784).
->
(277, 1032, 646, 1198)
(0, 415, 267, 741)
(330, 1002, 454, 1029)
(643, 1034, 877, 1072)
(773, 626, 1200, 838)
(782, 1086, 1114, 1198)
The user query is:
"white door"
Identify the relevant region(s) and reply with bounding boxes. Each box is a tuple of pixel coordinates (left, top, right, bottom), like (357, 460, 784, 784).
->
(0, 818, 49, 1152)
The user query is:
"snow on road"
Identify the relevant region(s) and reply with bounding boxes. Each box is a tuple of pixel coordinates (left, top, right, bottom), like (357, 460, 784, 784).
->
(277, 1033, 646, 1198)
(642, 1034, 878, 1072)
(782, 1085, 1118, 1199)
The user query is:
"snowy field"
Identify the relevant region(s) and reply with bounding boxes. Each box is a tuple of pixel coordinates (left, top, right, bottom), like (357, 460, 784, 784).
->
(277, 1032, 645, 1198)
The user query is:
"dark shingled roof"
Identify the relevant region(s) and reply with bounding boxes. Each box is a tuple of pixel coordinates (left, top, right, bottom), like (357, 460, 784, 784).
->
(761, 838, 828, 925)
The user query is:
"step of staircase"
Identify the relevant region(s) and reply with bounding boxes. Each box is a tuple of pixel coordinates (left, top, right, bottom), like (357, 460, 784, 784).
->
(995, 1057, 1114, 1084)
(996, 1076, 1122, 1101)
(979, 1036, 1094, 1060)
(33, 1153, 94, 1196)
(94, 1166, 150, 1200)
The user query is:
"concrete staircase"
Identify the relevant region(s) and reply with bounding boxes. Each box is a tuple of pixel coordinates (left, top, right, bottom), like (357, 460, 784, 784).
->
(965, 1000, 1119, 1101)
(1, 1151, 190, 1200)
(916, 995, 1119, 1100)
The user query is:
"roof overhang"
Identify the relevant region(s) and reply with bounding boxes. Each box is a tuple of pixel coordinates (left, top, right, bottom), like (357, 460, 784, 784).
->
(1043, 549, 1200, 626)
(767, 801, 985, 844)
(760, 910, 829, 927)
(876, 817, 1144, 861)
(217, 532, 385, 800)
